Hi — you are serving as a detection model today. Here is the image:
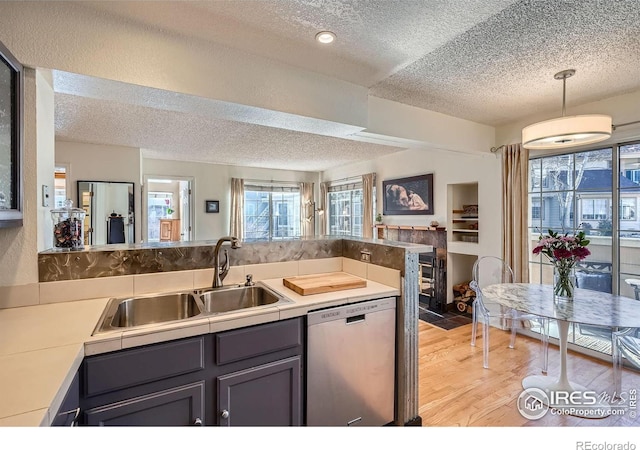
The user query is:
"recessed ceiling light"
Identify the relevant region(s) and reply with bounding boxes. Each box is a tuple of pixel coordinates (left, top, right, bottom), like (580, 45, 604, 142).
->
(315, 31, 336, 44)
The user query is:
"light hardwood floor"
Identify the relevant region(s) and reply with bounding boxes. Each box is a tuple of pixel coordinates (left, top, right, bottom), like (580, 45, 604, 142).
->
(418, 320, 640, 426)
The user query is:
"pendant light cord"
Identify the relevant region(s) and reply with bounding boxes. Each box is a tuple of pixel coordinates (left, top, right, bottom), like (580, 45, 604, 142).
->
(561, 75, 567, 117)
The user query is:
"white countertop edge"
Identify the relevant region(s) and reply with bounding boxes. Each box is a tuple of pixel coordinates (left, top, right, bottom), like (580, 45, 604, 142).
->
(44, 344, 85, 427)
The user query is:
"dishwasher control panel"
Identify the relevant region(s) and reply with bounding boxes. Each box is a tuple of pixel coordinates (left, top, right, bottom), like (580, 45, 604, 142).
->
(307, 297, 395, 326)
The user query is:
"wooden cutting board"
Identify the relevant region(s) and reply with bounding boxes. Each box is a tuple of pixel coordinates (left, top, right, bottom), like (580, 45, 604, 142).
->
(283, 272, 367, 296)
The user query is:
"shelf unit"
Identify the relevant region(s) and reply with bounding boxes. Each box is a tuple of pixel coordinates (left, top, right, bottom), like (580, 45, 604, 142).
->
(446, 182, 480, 303)
(447, 183, 479, 245)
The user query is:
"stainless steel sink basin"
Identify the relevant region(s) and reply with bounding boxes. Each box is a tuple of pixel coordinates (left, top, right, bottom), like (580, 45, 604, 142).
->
(198, 284, 290, 315)
(94, 292, 204, 334)
(92, 283, 291, 335)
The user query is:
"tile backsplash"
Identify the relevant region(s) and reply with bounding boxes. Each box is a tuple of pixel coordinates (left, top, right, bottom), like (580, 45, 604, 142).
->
(38, 238, 343, 282)
(13, 257, 403, 307)
(7, 237, 427, 308)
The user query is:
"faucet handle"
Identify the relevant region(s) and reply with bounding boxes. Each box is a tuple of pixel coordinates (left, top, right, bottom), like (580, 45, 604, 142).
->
(245, 274, 255, 286)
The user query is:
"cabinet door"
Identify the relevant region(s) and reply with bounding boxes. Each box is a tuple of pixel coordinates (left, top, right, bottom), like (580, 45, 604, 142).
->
(171, 219, 181, 241)
(159, 220, 172, 241)
(84, 381, 205, 426)
(217, 356, 301, 426)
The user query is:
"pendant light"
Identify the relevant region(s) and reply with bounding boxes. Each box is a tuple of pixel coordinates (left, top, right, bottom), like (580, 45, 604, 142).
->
(522, 69, 612, 150)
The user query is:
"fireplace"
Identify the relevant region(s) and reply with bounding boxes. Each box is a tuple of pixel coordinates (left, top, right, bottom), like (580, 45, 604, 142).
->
(419, 250, 446, 313)
(375, 225, 447, 313)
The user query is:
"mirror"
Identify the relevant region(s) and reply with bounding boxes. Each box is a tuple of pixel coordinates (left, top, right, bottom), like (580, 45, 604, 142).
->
(0, 39, 23, 227)
(77, 181, 135, 245)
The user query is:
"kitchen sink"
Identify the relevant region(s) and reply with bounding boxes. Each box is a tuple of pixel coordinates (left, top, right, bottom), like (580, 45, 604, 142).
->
(92, 283, 292, 335)
(198, 284, 291, 315)
(93, 292, 204, 334)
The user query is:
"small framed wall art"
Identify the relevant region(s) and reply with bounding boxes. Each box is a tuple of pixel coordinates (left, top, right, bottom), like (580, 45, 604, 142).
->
(205, 200, 219, 213)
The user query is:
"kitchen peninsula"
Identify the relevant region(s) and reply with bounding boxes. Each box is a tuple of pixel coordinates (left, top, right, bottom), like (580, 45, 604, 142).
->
(1, 236, 431, 427)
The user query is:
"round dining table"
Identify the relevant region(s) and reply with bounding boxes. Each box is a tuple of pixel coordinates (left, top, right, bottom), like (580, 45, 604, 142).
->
(482, 283, 640, 418)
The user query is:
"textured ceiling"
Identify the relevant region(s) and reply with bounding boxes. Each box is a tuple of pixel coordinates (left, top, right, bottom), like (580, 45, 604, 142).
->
(83, 0, 518, 87)
(371, 0, 640, 126)
(53, 0, 640, 171)
(54, 93, 400, 172)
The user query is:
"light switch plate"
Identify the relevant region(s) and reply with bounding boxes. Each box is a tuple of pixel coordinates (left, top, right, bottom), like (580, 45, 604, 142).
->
(42, 185, 50, 207)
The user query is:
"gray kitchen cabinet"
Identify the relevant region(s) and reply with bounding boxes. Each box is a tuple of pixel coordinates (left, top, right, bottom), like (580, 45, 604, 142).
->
(78, 318, 304, 426)
(213, 318, 304, 426)
(217, 356, 301, 426)
(83, 381, 205, 426)
(80, 335, 210, 426)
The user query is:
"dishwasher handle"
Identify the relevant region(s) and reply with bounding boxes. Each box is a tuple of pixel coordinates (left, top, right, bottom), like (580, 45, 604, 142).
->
(346, 314, 365, 324)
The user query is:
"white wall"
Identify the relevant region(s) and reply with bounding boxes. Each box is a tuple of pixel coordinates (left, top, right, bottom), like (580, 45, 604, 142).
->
(0, 69, 39, 288)
(36, 70, 55, 252)
(364, 97, 496, 155)
(323, 147, 503, 306)
(322, 148, 503, 258)
(55, 141, 142, 243)
(142, 158, 319, 241)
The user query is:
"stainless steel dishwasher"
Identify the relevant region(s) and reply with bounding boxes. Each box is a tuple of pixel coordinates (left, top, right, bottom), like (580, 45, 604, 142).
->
(306, 297, 396, 426)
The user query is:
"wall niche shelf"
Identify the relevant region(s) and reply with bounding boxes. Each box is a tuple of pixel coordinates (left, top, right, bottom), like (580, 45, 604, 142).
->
(447, 183, 479, 246)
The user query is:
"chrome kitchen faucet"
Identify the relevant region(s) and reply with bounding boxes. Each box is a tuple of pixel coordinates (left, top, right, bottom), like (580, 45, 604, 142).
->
(212, 236, 241, 288)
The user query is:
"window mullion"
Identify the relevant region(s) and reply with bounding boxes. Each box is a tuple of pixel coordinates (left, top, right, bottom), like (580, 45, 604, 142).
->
(612, 143, 620, 295)
(268, 192, 273, 239)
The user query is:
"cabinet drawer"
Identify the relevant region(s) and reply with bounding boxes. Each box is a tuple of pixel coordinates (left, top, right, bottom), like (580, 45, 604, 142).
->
(84, 336, 205, 397)
(216, 318, 302, 365)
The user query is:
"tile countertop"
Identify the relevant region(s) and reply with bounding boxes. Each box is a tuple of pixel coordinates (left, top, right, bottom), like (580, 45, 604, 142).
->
(0, 275, 399, 427)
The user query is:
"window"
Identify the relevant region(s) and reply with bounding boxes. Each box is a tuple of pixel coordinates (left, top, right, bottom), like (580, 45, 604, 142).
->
(624, 169, 640, 183)
(531, 197, 543, 220)
(244, 184, 300, 241)
(529, 142, 640, 357)
(580, 198, 609, 220)
(621, 197, 636, 221)
(147, 192, 173, 242)
(54, 166, 67, 208)
(328, 182, 363, 236)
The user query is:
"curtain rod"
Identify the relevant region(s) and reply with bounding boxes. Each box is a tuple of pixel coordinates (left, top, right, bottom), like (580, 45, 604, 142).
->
(325, 175, 362, 184)
(243, 178, 307, 185)
(490, 145, 506, 153)
(612, 120, 640, 131)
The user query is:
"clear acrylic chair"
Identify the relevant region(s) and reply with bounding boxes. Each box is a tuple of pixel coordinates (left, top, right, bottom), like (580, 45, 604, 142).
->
(612, 328, 640, 399)
(470, 256, 549, 371)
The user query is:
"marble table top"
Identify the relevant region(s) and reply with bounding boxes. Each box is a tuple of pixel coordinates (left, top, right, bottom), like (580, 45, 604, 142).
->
(482, 283, 640, 328)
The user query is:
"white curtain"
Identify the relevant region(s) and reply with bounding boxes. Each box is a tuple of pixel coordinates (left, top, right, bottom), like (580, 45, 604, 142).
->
(319, 181, 330, 236)
(362, 173, 376, 238)
(300, 182, 314, 237)
(502, 144, 529, 282)
(230, 178, 244, 240)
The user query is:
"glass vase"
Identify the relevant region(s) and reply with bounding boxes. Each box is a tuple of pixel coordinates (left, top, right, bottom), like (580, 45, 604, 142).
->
(553, 265, 576, 302)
